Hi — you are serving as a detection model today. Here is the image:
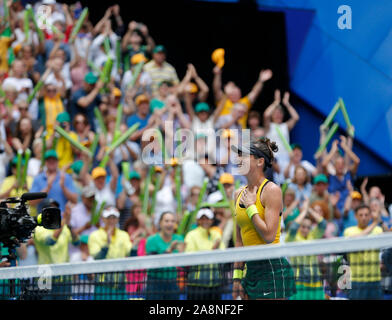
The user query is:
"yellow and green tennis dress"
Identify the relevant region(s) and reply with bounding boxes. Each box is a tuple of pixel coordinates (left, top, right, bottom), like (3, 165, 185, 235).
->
(235, 179, 296, 299)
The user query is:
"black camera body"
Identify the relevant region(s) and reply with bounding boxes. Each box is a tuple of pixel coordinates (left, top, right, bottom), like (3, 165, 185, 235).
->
(0, 192, 61, 252)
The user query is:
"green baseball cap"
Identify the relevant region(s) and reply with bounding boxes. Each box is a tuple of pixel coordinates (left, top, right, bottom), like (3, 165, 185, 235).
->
(70, 160, 83, 175)
(129, 171, 141, 180)
(153, 45, 166, 54)
(11, 156, 26, 166)
(195, 102, 210, 113)
(150, 99, 165, 113)
(313, 174, 328, 184)
(56, 112, 70, 123)
(290, 143, 302, 150)
(84, 72, 98, 84)
(158, 80, 173, 88)
(44, 149, 58, 160)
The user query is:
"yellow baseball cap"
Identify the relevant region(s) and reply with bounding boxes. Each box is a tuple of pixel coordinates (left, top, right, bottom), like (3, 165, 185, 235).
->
(351, 191, 362, 200)
(154, 166, 163, 173)
(92, 167, 107, 179)
(112, 87, 122, 97)
(135, 94, 150, 106)
(13, 43, 22, 56)
(211, 48, 225, 68)
(81, 140, 91, 148)
(186, 82, 198, 94)
(216, 57, 225, 68)
(170, 157, 179, 167)
(131, 53, 148, 65)
(219, 173, 234, 185)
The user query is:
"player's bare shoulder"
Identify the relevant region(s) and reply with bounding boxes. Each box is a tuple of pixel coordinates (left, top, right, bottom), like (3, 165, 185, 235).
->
(260, 181, 283, 209)
(264, 181, 282, 196)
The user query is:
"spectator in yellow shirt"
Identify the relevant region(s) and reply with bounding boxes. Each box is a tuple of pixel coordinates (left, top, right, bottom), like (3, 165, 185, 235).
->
(343, 204, 383, 300)
(212, 65, 273, 128)
(88, 207, 133, 300)
(0, 156, 37, 216)
(0, 152, 37, 222)
(33, 199, 79, 300)
(34, 200, 79, 265)
(0, 24, 14, 74)
(47, 112, 78, 171)
(286, 199, 327, 300)
(0, 155, 33, 200)
(38, 81, 65, 138)
(88, 207, 133, 260)
(185, 208, 225, 300)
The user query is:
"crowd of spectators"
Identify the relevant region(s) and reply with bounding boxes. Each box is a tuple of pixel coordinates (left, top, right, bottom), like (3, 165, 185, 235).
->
(0, 0, 391, 300)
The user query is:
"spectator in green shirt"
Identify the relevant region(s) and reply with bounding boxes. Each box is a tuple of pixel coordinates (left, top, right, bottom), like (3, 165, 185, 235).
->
(145, 211, 184, 300)
(282, 187, 300, 231)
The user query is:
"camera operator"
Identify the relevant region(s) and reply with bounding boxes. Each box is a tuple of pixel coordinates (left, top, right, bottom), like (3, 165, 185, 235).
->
(0, 190, 63, 299)
(33, 199, 79, 300)
(29, 150, 78, 213)
(34, 199, 79, 265)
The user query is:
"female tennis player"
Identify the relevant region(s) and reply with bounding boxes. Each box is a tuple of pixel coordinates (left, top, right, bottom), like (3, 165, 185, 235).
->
(231, 137, 295, 300)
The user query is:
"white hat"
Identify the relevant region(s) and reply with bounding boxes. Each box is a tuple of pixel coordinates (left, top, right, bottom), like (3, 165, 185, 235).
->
(207, 191, 223, 204)
(52, 15, 66, 25)
(196, 208, 214, 220)
(44, 76, 59, 87)
(102, 207, 120, 218)
(82, 185, 95, 198)
(42, 0, 56, 5)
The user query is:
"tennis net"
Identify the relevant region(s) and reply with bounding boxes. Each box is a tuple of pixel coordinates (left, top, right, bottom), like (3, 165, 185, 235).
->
(1, 233, 392, 300)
